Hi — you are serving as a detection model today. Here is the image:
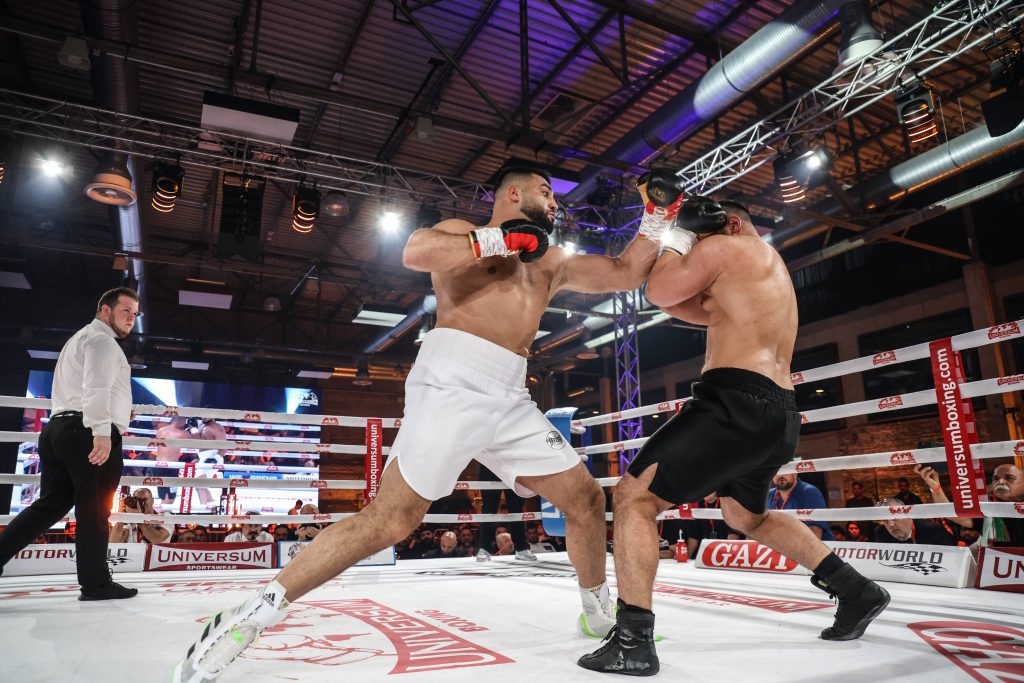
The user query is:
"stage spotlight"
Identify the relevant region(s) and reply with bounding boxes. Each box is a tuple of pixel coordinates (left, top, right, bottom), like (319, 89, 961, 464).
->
(982, 49, 1024, 136)
(774, 154, 806, 204)
(292, 184, 320, 233)
(322, 191, 350, 217)
(41, 158, 65, 178)
(895, 83, 938, 144)
(150, 164, 184, 213)
(352, 357, 373, 387)
(85, 153, 137, 205)
(380, 209, 401, 232)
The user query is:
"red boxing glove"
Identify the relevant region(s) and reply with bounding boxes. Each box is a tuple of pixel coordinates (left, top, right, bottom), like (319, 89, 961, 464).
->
(469, 219, 549, 263)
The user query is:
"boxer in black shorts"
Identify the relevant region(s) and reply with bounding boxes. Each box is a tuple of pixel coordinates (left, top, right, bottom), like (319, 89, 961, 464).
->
(627, 368, 800, 514)
(579, 191, 890, 677)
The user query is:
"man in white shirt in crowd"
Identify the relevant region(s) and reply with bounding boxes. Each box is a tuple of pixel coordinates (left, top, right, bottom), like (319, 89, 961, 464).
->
(0, 287, 140, 600)
(224, 513, 274, 543)
(109, 487, 172, 544)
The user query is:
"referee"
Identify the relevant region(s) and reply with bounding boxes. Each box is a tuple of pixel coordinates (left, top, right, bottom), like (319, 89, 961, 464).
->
(0, 287, 140, 600)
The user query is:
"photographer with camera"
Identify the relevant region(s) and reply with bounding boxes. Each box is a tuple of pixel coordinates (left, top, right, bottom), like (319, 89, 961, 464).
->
(109, 487, 171, 544)
(295, 504, 323, 542)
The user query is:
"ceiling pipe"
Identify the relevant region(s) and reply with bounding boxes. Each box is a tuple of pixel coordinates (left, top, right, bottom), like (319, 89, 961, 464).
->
(81, 0, 147, 332)
(363, 295, 437, 354)
(766, 118, 1024, 251)
(565, 0, 848, 203)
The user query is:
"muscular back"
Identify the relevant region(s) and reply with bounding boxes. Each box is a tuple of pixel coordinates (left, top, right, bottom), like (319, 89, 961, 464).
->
(698, 235, 798, 388)
(429, 220, 561, 356)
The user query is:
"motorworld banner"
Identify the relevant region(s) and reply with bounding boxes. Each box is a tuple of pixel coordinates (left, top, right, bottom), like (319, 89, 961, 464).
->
(2, 543, 145, 576)
(279, 541, 394, 568)
(146, 542, 276, 571)
(825, 541, 974, 588)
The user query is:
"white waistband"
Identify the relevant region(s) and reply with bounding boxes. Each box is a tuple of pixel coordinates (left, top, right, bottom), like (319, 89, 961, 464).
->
(416, 328, 527, 388)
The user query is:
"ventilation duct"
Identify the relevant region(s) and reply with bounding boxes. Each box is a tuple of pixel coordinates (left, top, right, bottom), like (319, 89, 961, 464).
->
(363, 296, 437, 354)
(766, 118, 1024, 251)
(835, 0, 883, 69)
(566, 0, 847, 203)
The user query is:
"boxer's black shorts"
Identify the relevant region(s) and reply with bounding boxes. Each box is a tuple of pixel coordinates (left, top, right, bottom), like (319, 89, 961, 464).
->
(627, 368, 800, 514)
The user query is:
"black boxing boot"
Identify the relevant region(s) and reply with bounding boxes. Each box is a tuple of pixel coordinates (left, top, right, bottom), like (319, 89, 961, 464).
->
(811, 554, 890, 641)
(79, 580, 139, 601)
(577, 600, 659, 676)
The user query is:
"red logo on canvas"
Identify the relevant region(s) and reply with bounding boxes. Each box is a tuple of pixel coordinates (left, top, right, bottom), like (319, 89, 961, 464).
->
(889, 452, 916, 465)
(987, 322, 1020, 339)
(908, 621, 1024, 682)
(309, 480, 327, 488)
(521, 513, 536, 521)
(243, 413, 262, 422)
(997, 374, 1024, 386)
(142, 477, 163, 486)
(878, 396, 904, 410)
(888, 506, 912, 515)
(791, 372, 804, 384)
(795, 461, 815, 472)
(228, 479, 248, 487)
(872, 351, 898, 365)
(457, 514, 473, 521)
(321, 417, 339, 426)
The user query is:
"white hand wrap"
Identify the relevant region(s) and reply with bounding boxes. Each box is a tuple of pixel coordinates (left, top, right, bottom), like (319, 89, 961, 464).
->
(470, 227, 513, 258)
(660, 228, 698, 256)
(638, 210, 674, 241)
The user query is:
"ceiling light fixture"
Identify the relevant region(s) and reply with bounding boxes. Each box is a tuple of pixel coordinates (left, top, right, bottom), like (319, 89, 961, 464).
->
(85, 153, 137, 206)
(151, 163, 184, 213)
(292, 183, 320, 233)
(895, 82, 938, 145)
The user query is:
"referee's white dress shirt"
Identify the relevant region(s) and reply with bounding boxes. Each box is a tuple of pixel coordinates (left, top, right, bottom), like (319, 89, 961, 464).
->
(51, 318, 132, 437)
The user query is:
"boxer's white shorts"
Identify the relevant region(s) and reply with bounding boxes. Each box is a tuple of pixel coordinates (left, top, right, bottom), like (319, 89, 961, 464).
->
(384, 328, 580, 500)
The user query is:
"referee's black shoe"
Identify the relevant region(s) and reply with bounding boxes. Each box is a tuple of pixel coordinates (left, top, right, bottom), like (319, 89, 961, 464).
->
(79, 580, 138, 601)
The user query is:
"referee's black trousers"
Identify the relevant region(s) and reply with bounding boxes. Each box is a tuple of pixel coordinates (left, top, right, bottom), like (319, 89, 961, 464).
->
(0, 416, 123, 590)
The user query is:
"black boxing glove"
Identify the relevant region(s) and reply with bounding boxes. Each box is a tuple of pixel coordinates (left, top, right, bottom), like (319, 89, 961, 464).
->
(469, 219, 549, 263)
(636, 168, 686, 241)
(678, 196, 727, 235)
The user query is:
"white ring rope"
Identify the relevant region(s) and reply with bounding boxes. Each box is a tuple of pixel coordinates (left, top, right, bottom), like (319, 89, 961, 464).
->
(0, 431, 382, 456)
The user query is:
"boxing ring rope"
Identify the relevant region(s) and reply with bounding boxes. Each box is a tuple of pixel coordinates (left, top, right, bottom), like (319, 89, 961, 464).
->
(1, 319, 1021, 531)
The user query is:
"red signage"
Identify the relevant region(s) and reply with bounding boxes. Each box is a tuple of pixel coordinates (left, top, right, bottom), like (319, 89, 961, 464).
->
(872, 350, 898, 365)
(322, 417, 339, 426)
(909, 620, 1024, 681)
(987, 321, 1021, 339)
(364, 418, 382, 505)
(243, 412, 262, 421)
(929, 337, 985, 518)
(697, 540, 800, 573)
(889, 452, 916, 465)
(791, 372, 804, 384)
(878, 396, 904, 410)
(795, 461, 815, 472)
(975, 547, 1024, 593)
(146, 542, 275, 571)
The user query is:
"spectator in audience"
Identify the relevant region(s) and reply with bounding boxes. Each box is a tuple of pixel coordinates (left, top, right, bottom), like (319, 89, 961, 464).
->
(894, 477, 924, 506)
(476, 464, 534, 562)
(296, 504, 323, 542)
(175, 528, 197, 543)
(978, 464, 1024, 548)
(494, 531, 515, 556)
(845, 481, 874, 509)
(457, 526, 477, 556)
(845, 522, 870, 542)
(33, 532, 48, 544)
(224, 513, 274, 543)
(830, 525, 848, 542)
(538, 525, 566, 551)
(192, 525, 209, 543)
(873, 498, 958, 545)
(109, 488, 172, 544)
(527, 523, 557, 553)
(766, 473, 835, 540)
(272, 526, 291, 542)
(424, 531, 468, 558)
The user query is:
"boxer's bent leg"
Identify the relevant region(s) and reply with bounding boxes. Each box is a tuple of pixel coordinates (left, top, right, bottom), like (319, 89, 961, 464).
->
(720, 497, 831, 570)
(611, 467, 673, 610)
(275, 463, 430, 602)
(518, 463, 605, 588)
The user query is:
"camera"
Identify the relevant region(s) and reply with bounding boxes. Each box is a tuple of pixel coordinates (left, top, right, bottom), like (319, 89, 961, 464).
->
(123, 494, 145, 510)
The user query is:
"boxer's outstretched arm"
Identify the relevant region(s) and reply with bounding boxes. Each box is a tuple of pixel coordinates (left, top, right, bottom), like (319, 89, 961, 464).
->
(402, 220, 479, 273)
(658, 297, 709, 326)
(645, 236, 723, 308)
(554, 237, 659, 294)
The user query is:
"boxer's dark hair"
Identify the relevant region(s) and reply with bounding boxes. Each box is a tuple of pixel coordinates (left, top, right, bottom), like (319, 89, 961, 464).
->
(494, 164, 551, 192)
(96, 286, 139, 315)
(717, 199, 752, 224)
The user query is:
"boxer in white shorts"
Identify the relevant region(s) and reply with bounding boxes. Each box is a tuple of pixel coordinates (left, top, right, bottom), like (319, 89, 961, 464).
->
(173, 162, 666, 683)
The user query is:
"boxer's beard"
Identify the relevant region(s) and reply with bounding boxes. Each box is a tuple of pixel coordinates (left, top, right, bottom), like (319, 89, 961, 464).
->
(521, 198, 555, 233)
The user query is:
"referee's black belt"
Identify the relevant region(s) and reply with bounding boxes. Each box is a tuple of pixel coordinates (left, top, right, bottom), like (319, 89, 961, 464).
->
(51, 410, 83, 419)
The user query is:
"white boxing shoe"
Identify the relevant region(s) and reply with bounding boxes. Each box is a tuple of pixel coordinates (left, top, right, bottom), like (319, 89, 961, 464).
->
(577, 581, 615, 638)
(172, 580, 289, 683)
